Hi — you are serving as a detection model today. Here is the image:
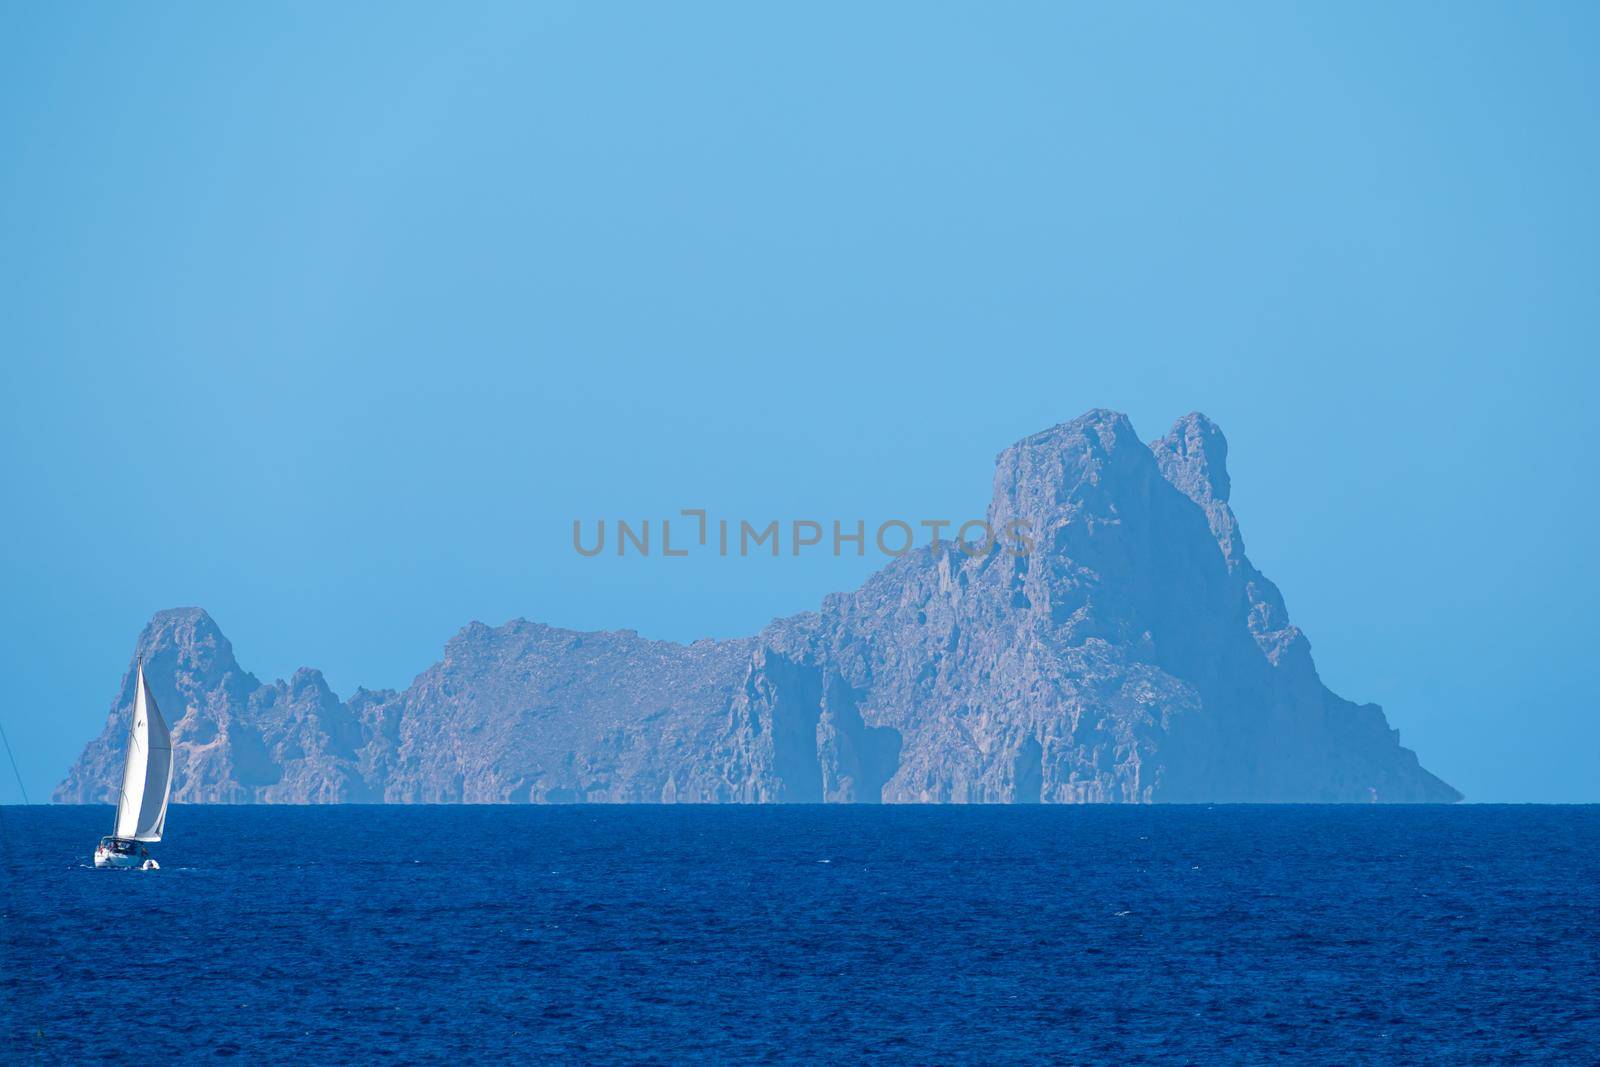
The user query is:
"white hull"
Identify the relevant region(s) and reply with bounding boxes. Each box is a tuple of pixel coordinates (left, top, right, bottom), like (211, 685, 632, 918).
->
(95, 841, 158, 870)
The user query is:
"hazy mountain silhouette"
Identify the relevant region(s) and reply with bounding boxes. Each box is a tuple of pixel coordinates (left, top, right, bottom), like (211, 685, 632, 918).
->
(57, 411, 1460, 804)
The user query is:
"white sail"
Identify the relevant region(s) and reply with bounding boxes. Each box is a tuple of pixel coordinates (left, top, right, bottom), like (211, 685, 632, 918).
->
(113, 661, 173, 842)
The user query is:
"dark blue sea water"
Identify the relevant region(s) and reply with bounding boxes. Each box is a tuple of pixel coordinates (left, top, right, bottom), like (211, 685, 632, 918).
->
(3, 805, 1597, 1064)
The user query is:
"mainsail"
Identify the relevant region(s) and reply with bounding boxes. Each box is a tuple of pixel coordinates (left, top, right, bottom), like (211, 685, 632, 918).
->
(113, 661, 173, 842)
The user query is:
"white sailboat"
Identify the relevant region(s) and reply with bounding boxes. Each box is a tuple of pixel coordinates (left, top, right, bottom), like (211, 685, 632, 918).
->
(94, 658, 173, 870)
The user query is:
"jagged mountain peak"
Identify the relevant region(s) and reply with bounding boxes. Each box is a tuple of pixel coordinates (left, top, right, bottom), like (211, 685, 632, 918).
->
(1153, 412, 1232, 504)
(1002, 407, 1140, 451)
(986, 408, 1164, 538)
(120, 605, 257, 713)
(135, 605, 229, 657)
(286, 667, 336, 700)
(992, 408, 1148, 484)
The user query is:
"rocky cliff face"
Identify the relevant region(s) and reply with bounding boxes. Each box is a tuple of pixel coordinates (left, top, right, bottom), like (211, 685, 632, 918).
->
(55, 410, 1461, 804)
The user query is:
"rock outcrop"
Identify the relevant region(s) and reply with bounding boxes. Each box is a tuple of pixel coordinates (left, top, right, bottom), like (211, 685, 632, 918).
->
(56, 410, 1461, 804)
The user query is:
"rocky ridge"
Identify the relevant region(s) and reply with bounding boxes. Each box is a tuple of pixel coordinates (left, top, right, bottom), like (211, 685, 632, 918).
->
(56, 411, 1460, 805)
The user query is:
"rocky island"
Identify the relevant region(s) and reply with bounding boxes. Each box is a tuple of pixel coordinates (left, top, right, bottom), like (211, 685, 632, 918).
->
(56, 410, 1460, 804)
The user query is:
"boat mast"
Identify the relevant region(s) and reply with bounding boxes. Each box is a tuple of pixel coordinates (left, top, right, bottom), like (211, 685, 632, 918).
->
(113, 657, 141, 840)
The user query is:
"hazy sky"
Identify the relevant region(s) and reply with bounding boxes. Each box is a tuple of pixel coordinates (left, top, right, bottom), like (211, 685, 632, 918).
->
(3, 3, 1596, 803)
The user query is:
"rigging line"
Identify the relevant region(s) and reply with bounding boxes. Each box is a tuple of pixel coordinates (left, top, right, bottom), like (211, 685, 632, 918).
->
(0, 735, 44, 1063)
(0, 717, 30, 805)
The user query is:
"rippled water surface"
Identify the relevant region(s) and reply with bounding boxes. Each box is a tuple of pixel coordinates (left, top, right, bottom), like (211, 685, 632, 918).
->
(3, 805, 1598, 1063)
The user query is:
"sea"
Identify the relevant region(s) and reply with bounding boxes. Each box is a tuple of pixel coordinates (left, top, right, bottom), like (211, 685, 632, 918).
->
(2, 805, 1597, 1064)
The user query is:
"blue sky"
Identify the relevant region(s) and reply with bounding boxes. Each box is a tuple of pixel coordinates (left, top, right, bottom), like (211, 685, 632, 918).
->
(2, 3, 1596, 803)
